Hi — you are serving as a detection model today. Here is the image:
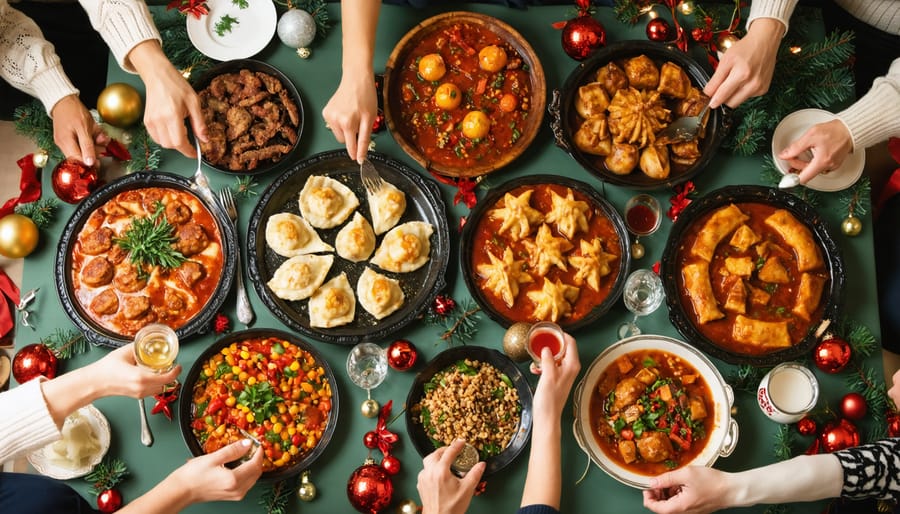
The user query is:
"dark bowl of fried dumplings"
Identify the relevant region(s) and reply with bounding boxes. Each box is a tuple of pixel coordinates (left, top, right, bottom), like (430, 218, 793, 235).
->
(660, 185, 845, 366)
(550, 40, 728, 190)
(193, 59, 304, 174)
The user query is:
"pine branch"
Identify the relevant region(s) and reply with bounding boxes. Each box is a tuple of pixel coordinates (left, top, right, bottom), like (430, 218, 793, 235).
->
(233, 175, 259, 199)
(126, 126, 161, 172)
(726, 363, 769, 393)
(772, 423, 795, 461)
(13, 100, 63, 162)
(843, 318, 878, 359)
(840, 176, 871, 219)
(614, 0, 644, 25)
(258, 478, 296, 514)
(154, 10, 211, 74)
(15, 198, 60, 229)
(439, 302, 481, 346)
(85, 458, 129, 494)
(42, 328, 89, 360)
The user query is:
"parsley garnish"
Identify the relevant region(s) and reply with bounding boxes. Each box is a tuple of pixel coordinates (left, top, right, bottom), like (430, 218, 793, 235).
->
(238, 382, 283, 422)
(114, 202, 185, 273)
(232, 0, 248, 7)
(214, 14, 239, 37)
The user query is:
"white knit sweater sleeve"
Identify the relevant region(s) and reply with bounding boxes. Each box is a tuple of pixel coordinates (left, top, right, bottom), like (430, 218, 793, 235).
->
(0, 0, 79, 114)
(0, 378, 62, 464)
(77, 0, 161, 73)
(837, 57, 900, 150)
(747, 0, 800, 34)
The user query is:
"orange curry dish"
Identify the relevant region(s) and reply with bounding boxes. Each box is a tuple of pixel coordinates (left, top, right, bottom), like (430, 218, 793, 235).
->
(70, 187, 224, 337)
(394, 22, 533, 169)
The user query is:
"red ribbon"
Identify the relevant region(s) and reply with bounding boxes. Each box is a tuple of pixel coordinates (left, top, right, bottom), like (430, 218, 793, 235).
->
(374, 400, 399, 457)
(101, 139, 131, 161)
(875, 137, 900, 219)
(0, 154, 42, 219)
(0, 268, 20, 339)
(667, 180, 696, 221)
(166, 0, 209, 19)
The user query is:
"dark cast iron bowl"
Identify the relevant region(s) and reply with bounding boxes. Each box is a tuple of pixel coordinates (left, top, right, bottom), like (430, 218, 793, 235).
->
(660, 185, 845, 366)
(549, 40, 728, 190)
(178, 328, 340, 481)
(246, 149, 450, 344)
(405, 346, 533, 476)
(192, 59, 304, 175)
(55, 172, 236, 348)
(460, 174, 631, 331)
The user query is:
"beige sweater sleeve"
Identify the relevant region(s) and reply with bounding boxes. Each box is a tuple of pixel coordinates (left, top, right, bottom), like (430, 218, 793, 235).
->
(77, 0, 161, 73)
(0, 0, 80, 114)
(0, 378, 62, 464)
(837, 57, 900, 150)
(747, 0, 800, 34)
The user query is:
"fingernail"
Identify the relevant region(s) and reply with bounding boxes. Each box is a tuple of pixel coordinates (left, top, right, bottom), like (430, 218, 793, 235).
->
(84, 157, 94, 166)
(241, 439, 252, 447)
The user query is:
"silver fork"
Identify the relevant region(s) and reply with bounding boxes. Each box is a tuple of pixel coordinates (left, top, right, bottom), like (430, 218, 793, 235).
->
(218, 188, 255, 327)
(657, 104, 710, 144)
(360, 158, 384, 195)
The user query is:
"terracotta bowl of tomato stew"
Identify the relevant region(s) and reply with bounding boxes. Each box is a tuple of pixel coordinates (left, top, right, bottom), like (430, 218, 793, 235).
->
(179, 328, 339, 480)
(572, 335, 738, 489)
(460, 174, 630, 330)
(384, 11, 546, 178)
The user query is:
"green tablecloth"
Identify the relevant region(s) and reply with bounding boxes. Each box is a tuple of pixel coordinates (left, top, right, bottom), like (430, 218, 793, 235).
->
(13, 4, 884, 513)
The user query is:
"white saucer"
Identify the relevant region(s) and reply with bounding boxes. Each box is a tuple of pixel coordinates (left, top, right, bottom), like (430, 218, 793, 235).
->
(186, 0, 277, 61)
(771, 108, 865, 192)
(27, 404, 111, 479)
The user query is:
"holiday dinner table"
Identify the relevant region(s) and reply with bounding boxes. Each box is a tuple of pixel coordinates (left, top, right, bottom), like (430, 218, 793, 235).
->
(10, 3, 885, 514)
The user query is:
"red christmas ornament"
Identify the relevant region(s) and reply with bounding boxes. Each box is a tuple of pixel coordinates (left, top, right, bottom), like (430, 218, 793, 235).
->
(97, 488, 123, 513)
(381, 454, 401, 476)
(887, 412, 900, 437)
(387, 340, 418, 371)
(813, 337, 852, 374)
(12, 343, 58, 383)
(646, 18, 670, 42)
(51, 158, 99, 204)
(347, 462, 394, 514)
(840, 392, 868, 421)
(363, 430, 379, 449)
(820, 418, 860, 453)
(691, 27, 713, 43)
(796, 417, 817, 436)
(432, 294, 456, 317)
(561, 15, 606, 61)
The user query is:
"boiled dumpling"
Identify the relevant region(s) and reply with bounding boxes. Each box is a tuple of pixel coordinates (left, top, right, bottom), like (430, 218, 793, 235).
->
(370, 221, 433, 273)
(575, 82, 610, 119)
(267, 254, 333, 301)
(309, 272, 356, 328)
(357, 267, 405, 320)
(639, 143, 670, 179)
(367, 180, 406, 235)
(335, 212, 376, 262)
(298, 175, 359, 229)
(265, 213, 333, 257)
(573, 116, 612, 156)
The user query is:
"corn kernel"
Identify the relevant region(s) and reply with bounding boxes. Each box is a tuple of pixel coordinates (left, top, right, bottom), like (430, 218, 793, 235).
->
(225, 396, 236, 407)
(247, 376, 257, 386)
(246, 413, 255, 423)
(239, 371, 249, 381)
(240, 350, 250, 360)
(290, 361, 300, 371)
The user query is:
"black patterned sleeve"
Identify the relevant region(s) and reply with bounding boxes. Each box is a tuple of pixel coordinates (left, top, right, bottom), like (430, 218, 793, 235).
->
(835, 438, 900, 502)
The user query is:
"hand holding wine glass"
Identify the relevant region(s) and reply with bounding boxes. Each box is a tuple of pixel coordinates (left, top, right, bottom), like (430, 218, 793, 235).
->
(618, 269, 665, 338)
(132, 323, 180, 446)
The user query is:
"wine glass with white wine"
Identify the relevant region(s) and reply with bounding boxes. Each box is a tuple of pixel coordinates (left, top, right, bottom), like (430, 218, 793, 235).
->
(132, 323, 179, 447)
(617, 269, 665, 338)
(346, 342, 388, 417)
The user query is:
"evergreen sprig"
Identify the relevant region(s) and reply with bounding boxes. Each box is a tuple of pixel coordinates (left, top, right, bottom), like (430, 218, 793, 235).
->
(13, 100, 63, 162)
(42, 328, 89, 360)
(613, 0, 645, 25)
(424, 299, 481, 346)
(125, 126, 162, 172)
(842, 318, 878, 359)
(839, 176, 871, 219)
(772, 423, 796, 461)
(259, 478, 296, 514)
(726, 363, 769, 394)
(114, 202, 186, 272)
(85, 457, 129, 495)
(154, 11, 210, 74)
(15, 198, 59, 229)
(233, 175, 259, 199)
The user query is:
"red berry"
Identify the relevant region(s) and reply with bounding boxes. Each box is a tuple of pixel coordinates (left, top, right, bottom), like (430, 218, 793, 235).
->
(363, 430, 379, 449)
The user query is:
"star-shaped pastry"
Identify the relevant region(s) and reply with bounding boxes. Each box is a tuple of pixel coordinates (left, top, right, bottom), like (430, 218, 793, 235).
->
(523, 224, 573, 277)
(476, 247, 533, 308)
(544, 188, 590, 239)
(569, 237, 618, 292)
(527, 277, 580, 323)
(489, 190, 544, 241)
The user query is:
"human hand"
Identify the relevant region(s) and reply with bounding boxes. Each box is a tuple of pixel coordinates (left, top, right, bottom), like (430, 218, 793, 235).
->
(889, 369, 900, 408)
(418, 439, 487, 514)
(86, 344, 181, 399)
(322, 70, 377, 164)
(643, 466, 731, 514)
(777, 119, 853, 184)
(50, 94, 110, 167)
(170, 439, 264, 503)
(533, 334, 581, 421)
(703, 18, 783, 108)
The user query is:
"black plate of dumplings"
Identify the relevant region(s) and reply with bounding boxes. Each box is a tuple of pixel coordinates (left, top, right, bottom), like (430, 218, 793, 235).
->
(247, 149, 450, 344)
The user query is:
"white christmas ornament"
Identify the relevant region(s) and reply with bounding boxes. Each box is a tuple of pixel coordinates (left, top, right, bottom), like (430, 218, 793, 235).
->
(277, 9, 316, 58)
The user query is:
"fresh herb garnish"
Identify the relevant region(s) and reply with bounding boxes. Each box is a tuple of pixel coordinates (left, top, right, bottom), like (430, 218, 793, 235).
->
(232, 0, 248, 8)
(115, 202, 185, 272)
(214, 14, 239, 37)
(238, 382, 283, 422)
(455, 360, 479, 375)
(642, 356, 657, 368)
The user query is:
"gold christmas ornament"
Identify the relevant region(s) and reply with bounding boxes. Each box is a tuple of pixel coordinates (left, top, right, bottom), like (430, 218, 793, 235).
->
(841, 215, 862, 237)
(397, 498, 419, 514)
(631, 241, 645, 259)
(502, 322, 532, 362)
(297, 471, 317, 501)
(97, 83, 144, 128)
(361, 398, 380, 418)
(32, 150, 49, 168)
(716, 32, 739, 53)
(0, 214, 39, 259)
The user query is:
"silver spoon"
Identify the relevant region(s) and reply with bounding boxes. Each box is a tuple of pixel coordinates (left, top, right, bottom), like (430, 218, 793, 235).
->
(779, 173, 801, 189)
(138, 397, 153, 446)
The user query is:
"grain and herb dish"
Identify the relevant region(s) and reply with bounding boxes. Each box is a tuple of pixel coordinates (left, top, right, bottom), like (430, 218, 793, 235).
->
(411, 358, 521, 459)
(189, 336, 333, 472)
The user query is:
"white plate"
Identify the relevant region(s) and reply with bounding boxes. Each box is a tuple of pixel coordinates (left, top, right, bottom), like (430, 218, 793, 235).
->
(771, 108, 866, 192)
(27, 404, 111, 479)
(186, 0, 277, 61)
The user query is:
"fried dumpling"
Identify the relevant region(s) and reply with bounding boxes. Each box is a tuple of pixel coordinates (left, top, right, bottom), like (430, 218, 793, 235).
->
(527, 277, 580, 323)
(489, 190, 544, 241)
(624, 55, 659, 89)
(298, 175, 359, 229)
(267, 254, 334, 301)
(573, 116, 612, 156)
(523, 224, 573, 277)
(544, 187, 590, 239)
(335, 212, 376, 262)
(605, 143, 639, 175)
(476, 246, 533, 308)
(595, 61, 628, 97)
(575, 82, 611, 119)
(367, 180, 406, 235)
(370, 221, 433, 273)
(669, 139, 702, 165)
(729, 225, 759, 253)
(569, 237, 617, 292)
(639, 143, 670, 179)
(309, 272, 356, 328)
(357, 267, 404, 320)
(265, 213, 333, 257)
(657, 62, 691, 99)
(608, 88, 670, 147)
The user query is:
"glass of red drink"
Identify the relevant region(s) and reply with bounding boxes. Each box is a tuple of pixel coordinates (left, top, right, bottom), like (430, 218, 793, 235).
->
(526, 321, 566, 373)
(624, 194, 661, 236)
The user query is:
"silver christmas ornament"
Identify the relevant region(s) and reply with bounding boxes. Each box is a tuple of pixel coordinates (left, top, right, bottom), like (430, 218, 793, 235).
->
(277, 9, 316, 50)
